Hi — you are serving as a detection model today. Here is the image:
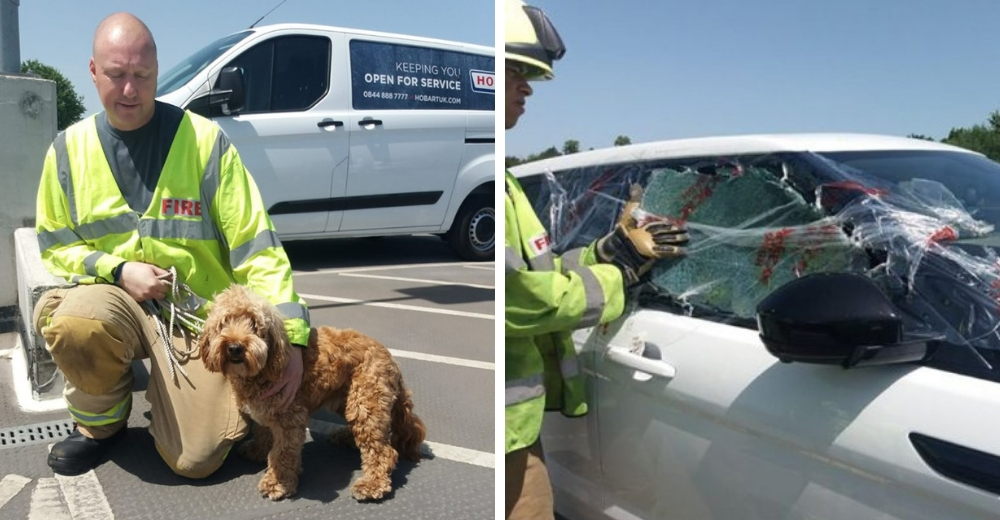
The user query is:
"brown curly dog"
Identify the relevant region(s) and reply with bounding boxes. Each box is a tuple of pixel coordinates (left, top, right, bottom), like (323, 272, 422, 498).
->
(197, 285, 426, 501)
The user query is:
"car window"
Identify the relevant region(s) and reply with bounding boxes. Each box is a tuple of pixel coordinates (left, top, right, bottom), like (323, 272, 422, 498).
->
(157, 30, 253, 97)
(217, 35, 330, 114)
(642, 160, 865, 321)
(521, 148, 1000, 382)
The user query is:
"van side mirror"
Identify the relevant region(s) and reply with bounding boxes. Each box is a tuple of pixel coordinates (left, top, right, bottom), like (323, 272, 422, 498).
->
(209, 66, 246, 115)
(755, 273, 939, 368)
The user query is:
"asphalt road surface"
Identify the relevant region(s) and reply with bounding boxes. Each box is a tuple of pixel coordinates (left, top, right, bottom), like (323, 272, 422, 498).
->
(0, 234, 496, 519)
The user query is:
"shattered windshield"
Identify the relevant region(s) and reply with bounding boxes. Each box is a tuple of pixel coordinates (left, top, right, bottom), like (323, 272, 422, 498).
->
(157, 30, 253, 97)
(524, 147, 1000, 373)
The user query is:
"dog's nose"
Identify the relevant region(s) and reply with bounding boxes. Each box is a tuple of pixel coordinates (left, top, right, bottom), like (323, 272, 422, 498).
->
(228, 344, 244, 358)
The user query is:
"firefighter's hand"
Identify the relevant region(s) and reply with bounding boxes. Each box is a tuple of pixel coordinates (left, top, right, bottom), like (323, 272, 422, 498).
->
(261, 345, 303, 410)
(117, 262, 172, 302)
(596, 184, 689, 286)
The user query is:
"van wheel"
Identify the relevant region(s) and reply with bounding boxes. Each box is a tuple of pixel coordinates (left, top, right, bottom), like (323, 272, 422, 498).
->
(448, 198, 494, 261)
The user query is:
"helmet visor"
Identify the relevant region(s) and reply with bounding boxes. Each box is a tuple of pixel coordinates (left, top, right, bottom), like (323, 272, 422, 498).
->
(523, 6, 566, 62)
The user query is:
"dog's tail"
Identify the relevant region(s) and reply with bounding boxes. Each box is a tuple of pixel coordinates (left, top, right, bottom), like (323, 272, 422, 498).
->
(391, 383, 426, 461)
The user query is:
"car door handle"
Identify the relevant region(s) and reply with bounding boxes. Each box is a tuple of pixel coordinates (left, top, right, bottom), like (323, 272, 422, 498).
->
(910, 432, 1000, 495)
(317, 120, 344, 128)
(357, 119, 383, 126)
(606, 343, 676, 380)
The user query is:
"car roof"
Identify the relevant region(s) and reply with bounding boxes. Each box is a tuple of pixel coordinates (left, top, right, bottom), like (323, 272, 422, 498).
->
(508, 133, 980, 177)
(248, 23, 494, 55)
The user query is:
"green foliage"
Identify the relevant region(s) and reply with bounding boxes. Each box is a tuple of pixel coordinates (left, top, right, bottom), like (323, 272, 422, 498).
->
(613, 135, 632, 146)
(505, 156, 524, 169)
(942, 110, 1000, 162)
(562, 139, 580, 155)
(20, 59, 86, 130)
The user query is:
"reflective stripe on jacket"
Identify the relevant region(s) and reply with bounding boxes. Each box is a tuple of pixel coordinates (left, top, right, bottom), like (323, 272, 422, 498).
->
(505, 171, 625, 454)
(35, 112, 311, 345)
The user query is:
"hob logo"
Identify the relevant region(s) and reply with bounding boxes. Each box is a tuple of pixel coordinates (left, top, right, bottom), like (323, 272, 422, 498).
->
(469, 69, 495, 94)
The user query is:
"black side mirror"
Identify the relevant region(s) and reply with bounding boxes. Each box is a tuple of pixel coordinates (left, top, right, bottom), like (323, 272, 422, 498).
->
(756, 272, 939, 368)
(209, 66, 246, 116)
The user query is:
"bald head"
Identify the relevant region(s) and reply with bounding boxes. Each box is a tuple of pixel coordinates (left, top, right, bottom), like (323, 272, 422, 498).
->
(90, 12, 159, 131)
(93, 12, 157, 58)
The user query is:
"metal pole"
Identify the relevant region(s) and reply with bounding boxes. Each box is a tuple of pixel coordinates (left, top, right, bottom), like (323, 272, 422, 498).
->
(0, 0, 21, 73)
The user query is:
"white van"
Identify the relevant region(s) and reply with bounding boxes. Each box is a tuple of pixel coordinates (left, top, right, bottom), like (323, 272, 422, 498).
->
(156, 23, 495, 260)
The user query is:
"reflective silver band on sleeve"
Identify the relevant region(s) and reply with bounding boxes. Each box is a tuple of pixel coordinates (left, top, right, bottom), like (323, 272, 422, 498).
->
(505, 246, 527, 272)
(276, 301, 310, 324)
(230, 229, 282, 269)
(505, 373, 545, 406)
(54, 132, 77, 226)
(83, 251, 106, 277)
(37, 227, 83, 252)
(73, 213, 139, 241)
(199, 130, 229, 249)
(527, 250, 554, 272)
(562, 247, 605, 328)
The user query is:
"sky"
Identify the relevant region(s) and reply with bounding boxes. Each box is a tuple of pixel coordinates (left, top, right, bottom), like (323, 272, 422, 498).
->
(15, 0, 495, 116)
(506, 0, 1000, 157)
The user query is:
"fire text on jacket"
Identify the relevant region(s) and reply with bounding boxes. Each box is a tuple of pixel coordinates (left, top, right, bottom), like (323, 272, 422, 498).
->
(161, 198, 202, 217)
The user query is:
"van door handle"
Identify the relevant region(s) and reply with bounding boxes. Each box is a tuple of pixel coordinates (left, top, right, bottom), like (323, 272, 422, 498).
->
(606, 343, 676, 380)
(317, 120, 344, 128)
(910, 432, 1000, 495)
(357, 119, 383, 126)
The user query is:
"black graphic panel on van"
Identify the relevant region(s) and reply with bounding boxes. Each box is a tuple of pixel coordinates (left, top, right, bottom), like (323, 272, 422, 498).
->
(350, 40, 494, 111)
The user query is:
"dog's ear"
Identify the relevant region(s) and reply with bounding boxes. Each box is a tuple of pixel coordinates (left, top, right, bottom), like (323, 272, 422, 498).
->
(198, 302, 225, 374)
(257, 297, 293, 381)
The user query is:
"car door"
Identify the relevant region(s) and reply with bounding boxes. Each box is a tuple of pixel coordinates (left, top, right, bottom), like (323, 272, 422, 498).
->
(339, 37, 484, 233)
(208, 31, 350, 237)
(589, 309, 1000, 520)
(539, 156, 1000, 520)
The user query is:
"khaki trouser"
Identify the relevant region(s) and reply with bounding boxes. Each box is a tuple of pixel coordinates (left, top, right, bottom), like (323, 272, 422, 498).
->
(34, 284, 248, 479)
(505, 441, 554, 520)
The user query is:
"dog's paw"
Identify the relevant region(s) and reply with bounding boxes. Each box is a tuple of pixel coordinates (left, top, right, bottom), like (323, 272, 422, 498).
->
(350, 476, 392, 501)
(259, 472, 297, 501)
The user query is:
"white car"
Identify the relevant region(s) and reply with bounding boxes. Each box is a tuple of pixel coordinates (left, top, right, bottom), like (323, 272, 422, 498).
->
(509, 134, 1000, 520)
(157, 24, 495, 260)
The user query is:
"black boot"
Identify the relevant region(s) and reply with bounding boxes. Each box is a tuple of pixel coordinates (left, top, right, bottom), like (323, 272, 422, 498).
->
(48, 427, 127, 476)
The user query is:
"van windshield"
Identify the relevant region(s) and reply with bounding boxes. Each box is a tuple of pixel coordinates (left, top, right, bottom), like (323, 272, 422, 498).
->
(157, 30, 254, 97)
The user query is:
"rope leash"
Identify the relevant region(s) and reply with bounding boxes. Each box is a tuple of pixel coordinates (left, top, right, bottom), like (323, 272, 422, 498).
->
(141, 266, 207, 384)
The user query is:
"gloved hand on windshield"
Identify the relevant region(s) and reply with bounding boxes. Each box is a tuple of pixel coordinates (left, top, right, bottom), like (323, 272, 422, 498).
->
(596, 184, 689, 287)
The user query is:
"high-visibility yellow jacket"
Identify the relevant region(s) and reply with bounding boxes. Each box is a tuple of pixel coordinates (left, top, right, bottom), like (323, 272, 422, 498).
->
(505, 171, 625, 454)
(35, 110, 310, 346)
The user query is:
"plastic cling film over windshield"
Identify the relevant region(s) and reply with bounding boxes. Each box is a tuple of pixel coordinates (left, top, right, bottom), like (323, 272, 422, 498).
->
(524, 150, 1000, 356)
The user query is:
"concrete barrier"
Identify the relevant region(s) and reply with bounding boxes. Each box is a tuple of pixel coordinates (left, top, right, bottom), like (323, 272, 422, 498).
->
(14, 227, 67, 399)
(1, 73, 58, 402)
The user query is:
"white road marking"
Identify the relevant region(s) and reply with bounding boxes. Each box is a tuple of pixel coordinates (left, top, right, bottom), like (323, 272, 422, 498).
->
(299, 294, 493, 320)
(307, 420, 494, 469)
(462, 264, 494, 270)
(423, 441, 494, 469)
(55, 472, 114, 520)
(337, 272, 494, 290)
(28, 478, 71, 520)
(389, 348, 493, 370)
(0, 474, 30, 510)
(294, 261, 477, 276)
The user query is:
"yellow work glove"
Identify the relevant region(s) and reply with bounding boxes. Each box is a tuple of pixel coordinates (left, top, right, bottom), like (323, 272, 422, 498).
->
(595, 184, 689, 287)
